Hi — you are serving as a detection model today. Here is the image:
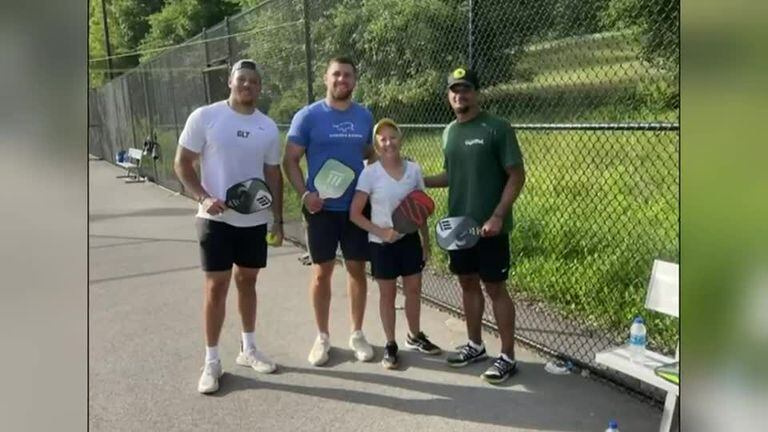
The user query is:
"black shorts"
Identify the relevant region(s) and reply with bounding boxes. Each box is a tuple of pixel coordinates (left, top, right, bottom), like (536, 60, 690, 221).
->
(448, 233, 511, 282)
(195, 218, 267, 272)
(302, 207, 369, 264)
(369, 232, 424, 280)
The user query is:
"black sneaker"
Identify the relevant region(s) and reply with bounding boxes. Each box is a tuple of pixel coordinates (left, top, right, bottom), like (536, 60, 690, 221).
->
(404, 331, 442, 355)
(446, 342, 488, 368)
(481, 356, 518, 384)
(381, 341, 399, 369)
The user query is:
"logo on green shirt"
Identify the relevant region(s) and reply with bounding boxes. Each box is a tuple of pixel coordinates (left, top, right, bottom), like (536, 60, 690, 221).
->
(464, 138, 485, 146)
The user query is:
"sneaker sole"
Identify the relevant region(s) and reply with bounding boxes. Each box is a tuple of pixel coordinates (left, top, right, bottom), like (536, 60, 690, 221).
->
(381, 359, 399, 370)
(447, 354, 488, 368)
(235, 356, 277, 374)
(353, 352, 374, 362)
(238, 361, 277, 374)
(481, 372, 513, 385)
(308, 349, 330, 366)
(198, 370, 223, 394)
(403, 341, 442, 355)
(198, 383, 219, 394)
(349, 342, 374, 362)
(481, 366, 518, 384)
(309, 358, 329, 366)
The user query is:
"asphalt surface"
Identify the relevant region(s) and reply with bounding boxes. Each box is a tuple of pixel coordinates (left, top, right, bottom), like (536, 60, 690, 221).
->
(89, 159, 661, 431)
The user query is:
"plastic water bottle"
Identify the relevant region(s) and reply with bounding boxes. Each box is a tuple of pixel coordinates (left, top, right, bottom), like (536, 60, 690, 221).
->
(605, 420, 619, 432)
(629, 316, 647, 363)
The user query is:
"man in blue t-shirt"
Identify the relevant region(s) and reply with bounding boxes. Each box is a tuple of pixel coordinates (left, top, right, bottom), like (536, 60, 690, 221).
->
(283, 56, 376, 366)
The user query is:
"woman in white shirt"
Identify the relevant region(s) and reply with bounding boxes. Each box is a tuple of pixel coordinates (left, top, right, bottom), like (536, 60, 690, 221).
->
(350, 118, 442, 369)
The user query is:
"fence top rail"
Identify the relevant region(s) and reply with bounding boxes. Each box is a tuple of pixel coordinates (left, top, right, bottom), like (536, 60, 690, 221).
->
(277, 122, 680, 131)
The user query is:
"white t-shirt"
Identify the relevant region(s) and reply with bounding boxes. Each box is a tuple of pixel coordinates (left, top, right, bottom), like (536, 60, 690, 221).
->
(179, 100, 280, 227)
(356, 160, 425, 243)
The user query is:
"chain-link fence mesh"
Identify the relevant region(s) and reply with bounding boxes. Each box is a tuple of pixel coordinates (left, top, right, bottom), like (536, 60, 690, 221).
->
(89, 0, 679, 403)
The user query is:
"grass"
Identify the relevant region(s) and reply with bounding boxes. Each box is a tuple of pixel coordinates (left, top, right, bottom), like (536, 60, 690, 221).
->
(482, 30, 678, 124)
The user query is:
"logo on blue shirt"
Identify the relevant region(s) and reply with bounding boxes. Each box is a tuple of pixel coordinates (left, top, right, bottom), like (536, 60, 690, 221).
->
(333, 122, 355, 133)
(329, 121, 363, 139)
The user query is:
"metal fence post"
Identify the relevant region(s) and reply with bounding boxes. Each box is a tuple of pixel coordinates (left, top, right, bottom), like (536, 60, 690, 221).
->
(203, 27, 210, 65)
(225, 17, 233, 63)
(302, 0, 314, 104)
(110, 82, 122, 152)
(468, 0, 476, 69)
(141, 64, 153, 138)
(100, 0, 114, 81)
(123, 76, 137, 148)
(141, 65, 155, 181)
(165, 62, 183, 193)
(168, 67, 181, 143)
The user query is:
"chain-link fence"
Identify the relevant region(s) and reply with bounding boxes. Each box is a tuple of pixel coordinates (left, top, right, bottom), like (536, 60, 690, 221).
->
(89, 0, 679, 403)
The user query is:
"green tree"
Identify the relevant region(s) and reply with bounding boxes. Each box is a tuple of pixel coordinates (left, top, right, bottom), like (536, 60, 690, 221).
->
(601, 0, 678, 109)
(471, 0, 544, 86)
(139, 0, 240, 58)
(602, 0, 679, 70)
(89, 0, 166, 86)
(312, 0, 465, 122)
(540, 0, 611, 38)
(88, 0, 109, 87)
(226, 0, 312, 122)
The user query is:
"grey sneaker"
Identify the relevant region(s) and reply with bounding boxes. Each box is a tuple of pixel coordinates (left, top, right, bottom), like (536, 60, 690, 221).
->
(404, 331, 442, 355)
(446, 342, 488, 368)
(308, 333, 331, 366)
(381, 341, 399, 370)
(236, 347, 277, 374)
(481, 356, 518, 384)
(349, 330, 374, 362)
(197, 360, 223, 394)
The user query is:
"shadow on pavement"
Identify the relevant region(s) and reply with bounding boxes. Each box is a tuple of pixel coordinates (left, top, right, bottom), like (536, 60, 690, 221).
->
(212, 361, 594, 431)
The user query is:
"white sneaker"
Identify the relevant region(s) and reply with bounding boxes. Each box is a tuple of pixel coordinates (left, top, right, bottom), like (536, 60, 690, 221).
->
(349, 330, 374, 362)
(197, 360, 223, 394)
(236, 347, 277, 374)
(308, 333, 331, 366)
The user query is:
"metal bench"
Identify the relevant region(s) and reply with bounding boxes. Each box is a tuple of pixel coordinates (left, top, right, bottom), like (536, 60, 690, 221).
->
(116, 148, 145, 182)
(595, 259, 679, 432)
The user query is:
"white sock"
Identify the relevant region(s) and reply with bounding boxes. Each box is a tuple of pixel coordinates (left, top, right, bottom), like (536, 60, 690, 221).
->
(205, 346, 219, 363)
(242, 332, 256, 352)
(501, 353, 515, 363)
(318, 332, 329, 340)
(468, 339, 483, 350)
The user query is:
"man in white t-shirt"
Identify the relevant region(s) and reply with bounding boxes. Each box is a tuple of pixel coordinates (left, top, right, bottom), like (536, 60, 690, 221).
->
(174, 59, 284, 394)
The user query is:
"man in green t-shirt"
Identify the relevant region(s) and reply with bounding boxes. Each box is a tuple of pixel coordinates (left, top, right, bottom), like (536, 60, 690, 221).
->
(424, 67, 526, 384)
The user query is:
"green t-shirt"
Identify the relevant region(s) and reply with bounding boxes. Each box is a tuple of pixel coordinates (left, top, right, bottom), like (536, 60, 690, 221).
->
(442, 111, 524, 233)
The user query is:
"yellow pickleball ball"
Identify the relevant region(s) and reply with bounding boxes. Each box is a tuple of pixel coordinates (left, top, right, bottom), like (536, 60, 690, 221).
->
(266, 232, 279, 246)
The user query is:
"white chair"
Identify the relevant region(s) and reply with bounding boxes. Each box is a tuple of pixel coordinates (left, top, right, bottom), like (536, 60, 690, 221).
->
(116, 148, 144, 182)
(595, 259, 679, 432)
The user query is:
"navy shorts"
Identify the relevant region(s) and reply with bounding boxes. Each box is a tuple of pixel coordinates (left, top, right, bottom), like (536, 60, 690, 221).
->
(195, 218, 267, 272)
(448, 233, 510, 282)
(369, 232, 425, 280)
(302, 207, 369, 264)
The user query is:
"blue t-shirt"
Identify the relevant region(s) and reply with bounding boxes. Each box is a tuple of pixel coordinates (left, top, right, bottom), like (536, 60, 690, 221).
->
(287, 100, 374, 211)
